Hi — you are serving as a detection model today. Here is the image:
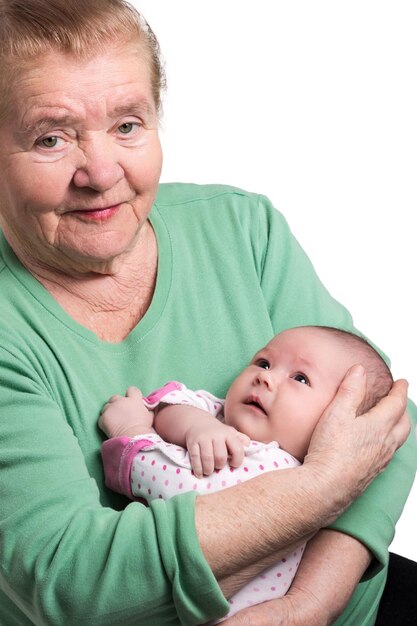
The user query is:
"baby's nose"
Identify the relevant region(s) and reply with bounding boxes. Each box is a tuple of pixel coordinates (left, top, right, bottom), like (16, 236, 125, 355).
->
(255, 370, 272, 389)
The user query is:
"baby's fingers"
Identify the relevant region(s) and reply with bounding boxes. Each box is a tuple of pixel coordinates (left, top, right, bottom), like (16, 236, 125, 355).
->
(237, 432, 251, 447)
(227, 436, 246, 469)
(199, 440, 220, 476)
(125, 386, 143, 399)
(98, 405, 117, 435)
(107, 394, 122, 404)
(188, 443, 204, 479)
(212, 439, 229, 471)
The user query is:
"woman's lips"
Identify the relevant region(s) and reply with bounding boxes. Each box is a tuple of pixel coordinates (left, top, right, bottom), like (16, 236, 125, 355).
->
(68, 204, 121, 221)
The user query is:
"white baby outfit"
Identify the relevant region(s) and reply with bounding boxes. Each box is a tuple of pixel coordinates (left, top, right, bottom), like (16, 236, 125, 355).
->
(131, 382, 304, 622)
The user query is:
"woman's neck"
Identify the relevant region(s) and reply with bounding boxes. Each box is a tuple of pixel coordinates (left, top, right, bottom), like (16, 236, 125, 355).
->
(28, 223, 158, 342)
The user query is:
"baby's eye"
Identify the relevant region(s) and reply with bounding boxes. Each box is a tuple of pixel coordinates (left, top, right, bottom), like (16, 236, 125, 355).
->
(255, 359, 270, 370)
(293, 373, 310, 386)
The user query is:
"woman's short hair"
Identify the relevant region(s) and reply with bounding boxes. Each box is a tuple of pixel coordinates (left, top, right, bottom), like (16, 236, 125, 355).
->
(0, 0, 166, 116)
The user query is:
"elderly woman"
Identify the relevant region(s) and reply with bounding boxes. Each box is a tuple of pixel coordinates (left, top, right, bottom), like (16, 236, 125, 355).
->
(0, 1, 414, 625)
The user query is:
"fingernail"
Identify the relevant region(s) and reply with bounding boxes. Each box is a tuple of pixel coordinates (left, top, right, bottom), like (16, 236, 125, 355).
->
(351, 364, 365, 377)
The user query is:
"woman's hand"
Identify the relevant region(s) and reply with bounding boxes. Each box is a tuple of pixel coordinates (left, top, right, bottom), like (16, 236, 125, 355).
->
(221, 593, 324, 626)
(304, 364, 410, 512)
(196, 365, 410, 598)
(221, 528, 372, 626)
(221, 598, 291, 626)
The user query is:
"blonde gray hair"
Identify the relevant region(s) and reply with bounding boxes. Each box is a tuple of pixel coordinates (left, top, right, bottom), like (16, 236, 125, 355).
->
(0, 0, 166, 117)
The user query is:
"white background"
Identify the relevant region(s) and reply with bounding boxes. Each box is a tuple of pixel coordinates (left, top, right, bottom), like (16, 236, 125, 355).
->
(133, 0, 416, 560)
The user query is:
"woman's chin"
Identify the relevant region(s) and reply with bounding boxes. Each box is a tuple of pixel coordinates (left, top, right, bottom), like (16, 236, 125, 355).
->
(50, 238, 137, 276)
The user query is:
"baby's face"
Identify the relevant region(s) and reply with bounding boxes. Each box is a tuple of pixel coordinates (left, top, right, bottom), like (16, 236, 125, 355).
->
(224, 326, 359, 461)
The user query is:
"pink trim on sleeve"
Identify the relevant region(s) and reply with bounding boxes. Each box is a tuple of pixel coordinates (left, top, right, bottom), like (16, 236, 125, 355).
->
(101, 437, 154, 500)
(143, 381, 183, 408)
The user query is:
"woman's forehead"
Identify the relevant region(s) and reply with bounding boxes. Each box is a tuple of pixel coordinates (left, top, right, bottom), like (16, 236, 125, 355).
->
(4, 46, 156, 126)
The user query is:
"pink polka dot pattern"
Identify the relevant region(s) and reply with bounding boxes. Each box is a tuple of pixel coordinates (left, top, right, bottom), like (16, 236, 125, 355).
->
(126, 384, 302, 624)
(130, 434, 299, 512)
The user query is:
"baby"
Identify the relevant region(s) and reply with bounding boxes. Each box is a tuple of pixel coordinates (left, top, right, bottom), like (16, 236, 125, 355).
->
(100, 325, 393, 621)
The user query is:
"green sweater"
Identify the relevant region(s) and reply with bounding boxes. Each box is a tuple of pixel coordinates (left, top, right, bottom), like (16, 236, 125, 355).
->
(0, 183, 415, 625)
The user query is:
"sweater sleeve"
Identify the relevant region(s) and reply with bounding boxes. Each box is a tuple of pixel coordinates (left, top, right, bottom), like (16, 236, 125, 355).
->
(0, 342, 229, 626)
(254, 194, 417, 574)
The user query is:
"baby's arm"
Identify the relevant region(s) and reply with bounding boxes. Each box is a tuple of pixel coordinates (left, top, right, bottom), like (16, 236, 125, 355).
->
(99, 386, 155, 439)
(154, 404, 249, 478)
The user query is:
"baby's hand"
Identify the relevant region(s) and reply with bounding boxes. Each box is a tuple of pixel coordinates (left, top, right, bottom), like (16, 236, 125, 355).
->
(185, 420, 250, 478)
(99, 386, 154, 439)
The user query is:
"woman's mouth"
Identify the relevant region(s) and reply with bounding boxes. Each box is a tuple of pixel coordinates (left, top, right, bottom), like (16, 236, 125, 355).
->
(68, 204, 121, 221)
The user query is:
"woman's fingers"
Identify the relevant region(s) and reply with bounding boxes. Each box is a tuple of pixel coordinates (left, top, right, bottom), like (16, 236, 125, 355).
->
(357, 378, 410, 472)
(365, 378, 409, 433)
(325, 363, 367, 420)
(307, 365, 367, 454)
(306, 366, 410, 505)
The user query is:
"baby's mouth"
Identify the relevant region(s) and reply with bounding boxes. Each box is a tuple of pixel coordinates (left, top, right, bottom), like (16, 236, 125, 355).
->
(244, 395, 267, 416)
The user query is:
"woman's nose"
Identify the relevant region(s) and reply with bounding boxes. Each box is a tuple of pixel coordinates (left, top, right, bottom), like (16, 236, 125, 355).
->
(72, 139, 124, 192)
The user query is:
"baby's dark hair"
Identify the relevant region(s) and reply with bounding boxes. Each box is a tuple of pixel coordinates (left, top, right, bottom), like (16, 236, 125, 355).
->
(315, 326, 393, 414)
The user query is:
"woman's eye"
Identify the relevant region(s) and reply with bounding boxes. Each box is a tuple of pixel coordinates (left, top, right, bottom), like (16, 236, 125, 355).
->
(39, 136, 60, 148)
(255, 359, 270, 370)
(293, 373, 310, 386)
(118, 122, 137, 135)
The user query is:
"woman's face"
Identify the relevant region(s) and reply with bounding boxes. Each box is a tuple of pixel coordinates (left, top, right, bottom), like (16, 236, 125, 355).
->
(0, 45, 162, 274)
